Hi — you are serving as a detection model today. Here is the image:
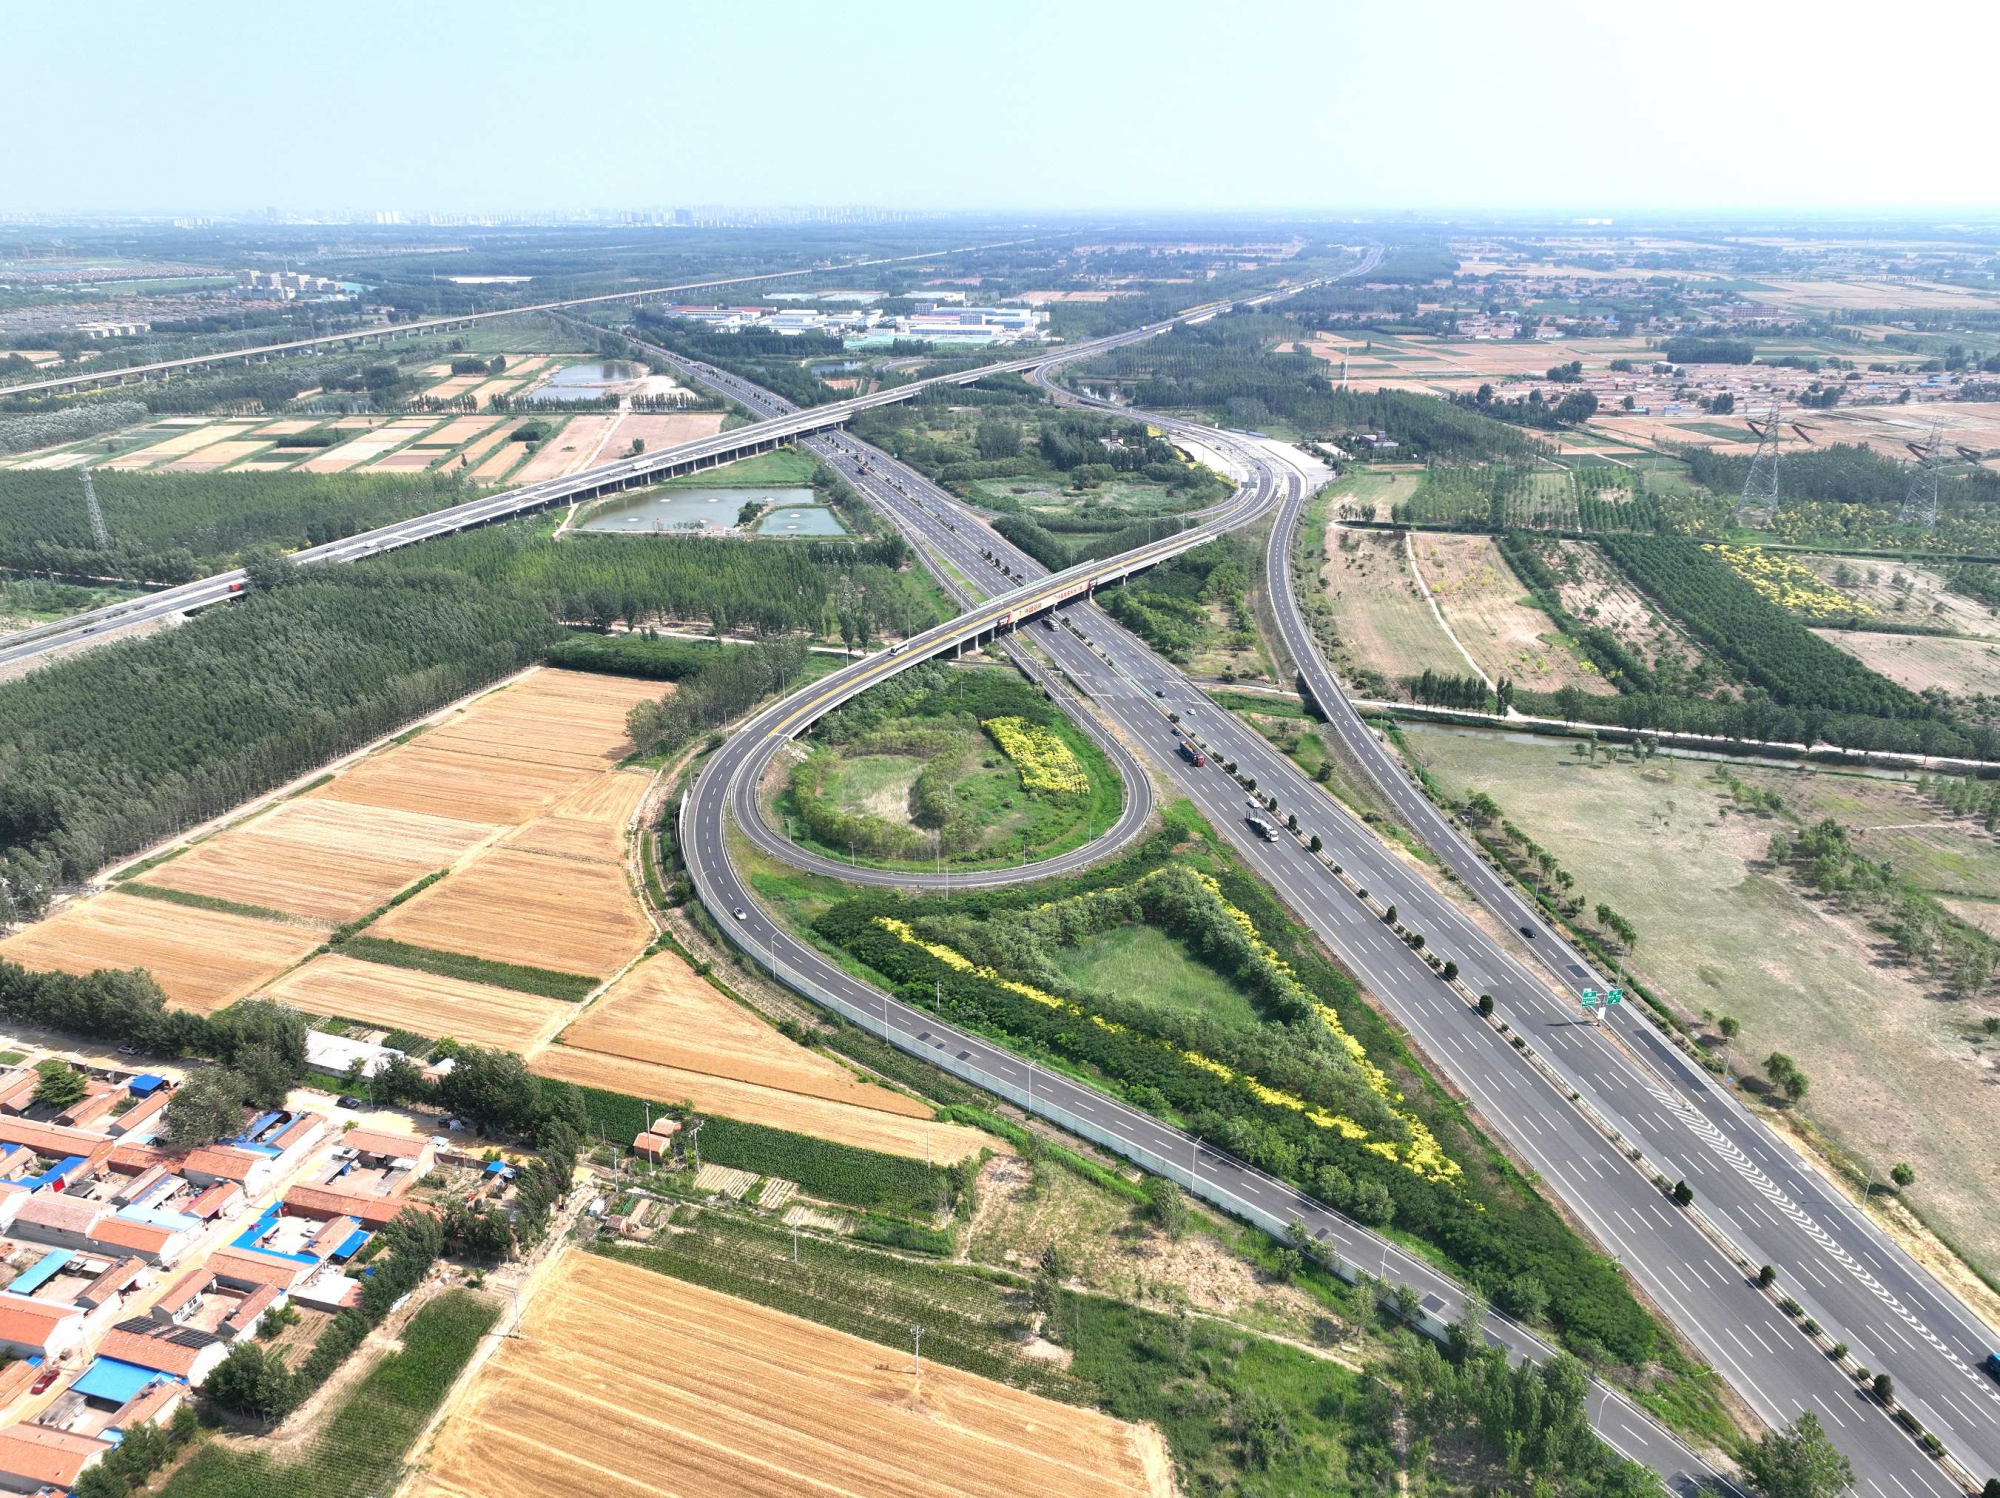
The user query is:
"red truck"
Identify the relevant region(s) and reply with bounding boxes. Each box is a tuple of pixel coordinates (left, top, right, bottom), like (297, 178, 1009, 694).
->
(1177, 739, 1207, 767)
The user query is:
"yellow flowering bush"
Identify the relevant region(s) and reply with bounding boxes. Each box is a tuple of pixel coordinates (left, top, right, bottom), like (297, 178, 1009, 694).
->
(983, 716, 1090, 799)
(1703, 543, 1867, 622)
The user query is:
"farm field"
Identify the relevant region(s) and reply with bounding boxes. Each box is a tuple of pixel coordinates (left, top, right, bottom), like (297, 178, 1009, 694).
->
(0, 892, 320, 1014)
(141, 796, 496, 924)
(409, 1253, 1170, 1498)
(369, 841, 649, 978)
(530, 1041, 993, 1163)
(1814, 628, 2000, 702)
(1547, 538, 1706, 673)
(310, 670, 659, 825)
(266, 953, 574, 1053)
(512, 413, 620, 483)
(1410, 532, 1608, 694)
(1794, 554, 2000, 638)
(1319, 524, 1471, 685)
(551, 950, 934, 1115)
(1406, 728, 2000, 1281)
(0, 668, 660, 1017)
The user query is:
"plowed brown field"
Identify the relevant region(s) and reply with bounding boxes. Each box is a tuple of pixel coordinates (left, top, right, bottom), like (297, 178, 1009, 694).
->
(410, 1255, 1168, 1498)
(143, 798, 497, 924)
(555, 953, 932, 1116)
(0, 894, 320, 1014)
(530, 1046, 992, 1163)
(265, 954, 573, 1052)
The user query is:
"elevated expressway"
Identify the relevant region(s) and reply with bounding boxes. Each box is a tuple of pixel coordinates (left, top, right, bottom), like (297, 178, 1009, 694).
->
(0, 289, 1288, 676)
(673, 353, 1996, 1492)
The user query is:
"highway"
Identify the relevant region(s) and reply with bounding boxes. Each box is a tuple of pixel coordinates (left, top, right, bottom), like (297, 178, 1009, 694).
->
(667, 332, 1997, 1491)
(0, 234, 1053, 400)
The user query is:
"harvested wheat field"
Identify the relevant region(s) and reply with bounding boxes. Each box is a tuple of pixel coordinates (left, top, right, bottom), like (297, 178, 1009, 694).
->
(605, 409, 726, 451)
(1412, 533, 1610, 695)
(501, 769, 650, 864)
(266, 954, 572, 1052)
(142, 797, 498, 924)
(556, 952, 932, 1115)
(410, 1255, 1167, 1498)
(371, 846, 648, 978)
(308, 670, 659, 826)
(0, 894, 319, 1014)
(531, 1046, 993, 1163)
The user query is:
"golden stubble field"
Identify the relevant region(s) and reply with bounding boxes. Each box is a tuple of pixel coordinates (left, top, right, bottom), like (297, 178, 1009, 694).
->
(265, 954, 574, 1053)
(409, 1254, 1171, 1498)
(532, 952, 994, 1163)
(0, 668, 666, 1016)
(0, 893, 321, 1015)
(369, 767, 655, 979)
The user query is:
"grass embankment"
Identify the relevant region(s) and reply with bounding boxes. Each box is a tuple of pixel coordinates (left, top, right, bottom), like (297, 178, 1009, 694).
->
(159, 1290, 497, 1498)
(334, 935, 596, 1002)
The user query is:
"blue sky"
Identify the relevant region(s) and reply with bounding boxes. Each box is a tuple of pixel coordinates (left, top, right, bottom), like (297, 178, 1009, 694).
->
(12, 0, 1996, 216)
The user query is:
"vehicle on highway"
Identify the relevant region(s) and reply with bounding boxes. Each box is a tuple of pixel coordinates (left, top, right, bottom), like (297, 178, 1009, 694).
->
(1154, 687, 1166, 698)
(1984, 1350, 2000, 1383)
(733, 907, 749, 921)
(1245, 814, 1277, 841)
(1519, 924, 1537, 939)
(1177, 739, 1207, 767)
(226, 582, 245, 593)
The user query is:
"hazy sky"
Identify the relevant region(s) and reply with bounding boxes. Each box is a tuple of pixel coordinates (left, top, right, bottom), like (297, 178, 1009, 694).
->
(13, 0, 1996, 217)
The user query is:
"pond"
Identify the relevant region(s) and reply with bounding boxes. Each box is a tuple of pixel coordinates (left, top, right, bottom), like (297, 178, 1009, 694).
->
(578, 486, 830, 535)
(525, 360, 646, 404)
(755, 505, 847, 536)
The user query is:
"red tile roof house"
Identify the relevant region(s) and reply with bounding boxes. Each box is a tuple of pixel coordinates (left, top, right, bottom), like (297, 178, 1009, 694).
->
(98, 1317, 229, 1387)
(0, 1422, 111, 1492)
(283, 1184, 436, 1230)
(180, 1145, 274, 1197)
(0, 1294, 87, 1361)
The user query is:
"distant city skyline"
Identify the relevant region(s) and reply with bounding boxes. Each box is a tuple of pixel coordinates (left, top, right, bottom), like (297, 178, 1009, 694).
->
(11, 0, 1999, 217)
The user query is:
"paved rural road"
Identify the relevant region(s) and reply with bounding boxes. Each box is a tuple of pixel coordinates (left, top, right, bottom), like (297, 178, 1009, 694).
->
(672, 302, 1999, 1492)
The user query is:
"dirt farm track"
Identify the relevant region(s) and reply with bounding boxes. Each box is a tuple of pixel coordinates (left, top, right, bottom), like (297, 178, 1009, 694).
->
(407, 1252, 1172, 1498)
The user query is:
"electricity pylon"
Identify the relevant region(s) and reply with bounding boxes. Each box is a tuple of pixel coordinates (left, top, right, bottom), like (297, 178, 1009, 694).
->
(1734, 406, 1786, 528)
(80, 469, 109, 549)
(1898, 421, 1946, 532)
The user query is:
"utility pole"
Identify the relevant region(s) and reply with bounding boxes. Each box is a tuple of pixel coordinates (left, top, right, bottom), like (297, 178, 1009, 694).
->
(910, 1323, 923, 1377)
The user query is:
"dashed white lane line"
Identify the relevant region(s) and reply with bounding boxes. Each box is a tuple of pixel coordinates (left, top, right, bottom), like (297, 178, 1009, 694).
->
(1813, 1393, 1850, 1428)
